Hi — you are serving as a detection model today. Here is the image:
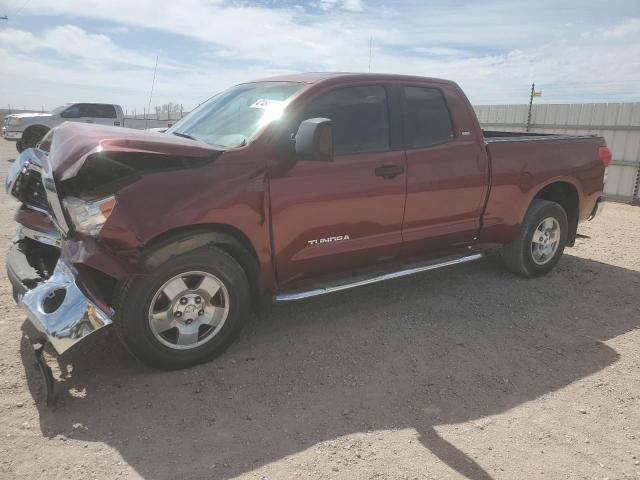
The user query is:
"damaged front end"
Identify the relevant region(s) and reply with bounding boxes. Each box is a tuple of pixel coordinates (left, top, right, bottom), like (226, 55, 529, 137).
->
(6, 147, 114, 357)
(6, 148, 113, 406)
(6, 123, 223, 354)
(6, 124, 224, 403)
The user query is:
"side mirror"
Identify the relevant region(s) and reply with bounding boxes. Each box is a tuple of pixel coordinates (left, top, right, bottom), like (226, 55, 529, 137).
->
(294, 118, 333, 161)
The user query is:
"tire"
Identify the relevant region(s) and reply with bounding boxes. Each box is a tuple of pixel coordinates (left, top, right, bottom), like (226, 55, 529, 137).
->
(501, 199, 568, 278)
(15, 140, 24, 153)
(21, 126, 48, 150)
(113, 245, 250, 370)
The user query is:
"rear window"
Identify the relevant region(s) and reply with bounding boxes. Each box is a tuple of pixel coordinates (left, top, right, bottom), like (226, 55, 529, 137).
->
(83, 104, 117, 118)
(403, 86, 454, 148)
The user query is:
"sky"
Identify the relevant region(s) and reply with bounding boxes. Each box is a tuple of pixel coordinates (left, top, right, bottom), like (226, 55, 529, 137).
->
(0, 0, 639, 112)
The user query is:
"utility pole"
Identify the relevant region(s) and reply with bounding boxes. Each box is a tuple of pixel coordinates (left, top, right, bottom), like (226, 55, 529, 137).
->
(368, 37, 372, 72)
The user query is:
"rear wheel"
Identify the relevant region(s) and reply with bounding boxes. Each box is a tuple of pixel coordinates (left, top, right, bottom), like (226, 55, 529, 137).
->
(501, 199, 568, 277)
(113, 246, 250, 369)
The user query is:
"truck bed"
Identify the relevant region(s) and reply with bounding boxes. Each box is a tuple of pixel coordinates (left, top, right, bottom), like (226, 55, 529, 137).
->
(479, 132, 606, 246)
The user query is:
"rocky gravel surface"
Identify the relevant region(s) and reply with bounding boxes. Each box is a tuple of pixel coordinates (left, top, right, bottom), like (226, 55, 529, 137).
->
(0, 138, 639, 479)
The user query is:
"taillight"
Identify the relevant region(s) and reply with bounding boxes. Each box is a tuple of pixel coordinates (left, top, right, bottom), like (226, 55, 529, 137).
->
(598, 146, 612, 167)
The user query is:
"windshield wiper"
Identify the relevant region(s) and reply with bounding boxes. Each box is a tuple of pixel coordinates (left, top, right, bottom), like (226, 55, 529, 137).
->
(171, 131, 198, 141)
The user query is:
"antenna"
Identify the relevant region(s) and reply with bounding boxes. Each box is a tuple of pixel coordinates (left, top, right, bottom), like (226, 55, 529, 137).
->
(145, 55, 159, 129)
(368, 36, 372, 72)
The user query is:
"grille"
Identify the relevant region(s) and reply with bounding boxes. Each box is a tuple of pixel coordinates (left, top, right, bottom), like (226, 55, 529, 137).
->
(12, 168, 49, 211)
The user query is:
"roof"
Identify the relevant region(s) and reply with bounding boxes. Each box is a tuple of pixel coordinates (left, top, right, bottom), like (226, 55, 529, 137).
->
(251, 72, 455, 86)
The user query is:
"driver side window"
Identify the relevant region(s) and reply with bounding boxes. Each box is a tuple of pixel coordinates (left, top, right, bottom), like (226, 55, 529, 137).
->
(298, 85, 390, 156)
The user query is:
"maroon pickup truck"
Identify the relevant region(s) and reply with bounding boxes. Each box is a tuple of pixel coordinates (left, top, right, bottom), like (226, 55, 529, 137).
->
(7, 72, 609, 375)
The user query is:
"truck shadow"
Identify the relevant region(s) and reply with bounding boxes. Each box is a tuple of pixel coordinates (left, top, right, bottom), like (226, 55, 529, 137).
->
(20, 254, 640, 480)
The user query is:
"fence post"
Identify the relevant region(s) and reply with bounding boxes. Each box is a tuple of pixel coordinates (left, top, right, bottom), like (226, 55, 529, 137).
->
(633, 165, 640, 205)
(526, 83, 534, 132)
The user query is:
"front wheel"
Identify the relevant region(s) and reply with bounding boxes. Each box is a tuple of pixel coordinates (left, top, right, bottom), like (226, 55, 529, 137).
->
(113, 246, 250, 369)
(501, 199, 568, 277)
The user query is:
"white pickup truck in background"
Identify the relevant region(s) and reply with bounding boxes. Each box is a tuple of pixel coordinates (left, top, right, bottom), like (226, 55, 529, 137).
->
(2, 102, 124, 152)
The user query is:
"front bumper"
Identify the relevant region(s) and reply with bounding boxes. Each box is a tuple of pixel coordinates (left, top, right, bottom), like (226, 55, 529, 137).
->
(7, 238, 112, 355)
(3, 130, 22, 141)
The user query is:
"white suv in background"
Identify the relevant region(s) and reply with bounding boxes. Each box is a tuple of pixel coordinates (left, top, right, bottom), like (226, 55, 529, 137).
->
(3, 102, 124, 152)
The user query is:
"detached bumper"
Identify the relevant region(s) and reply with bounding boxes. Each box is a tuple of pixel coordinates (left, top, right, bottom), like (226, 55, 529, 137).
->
(7, 240, 112, 355)
(3, 130, 22, 141)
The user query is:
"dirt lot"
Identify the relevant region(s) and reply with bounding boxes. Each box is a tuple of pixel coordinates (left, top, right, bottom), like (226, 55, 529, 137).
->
(0, 137, 639, 480)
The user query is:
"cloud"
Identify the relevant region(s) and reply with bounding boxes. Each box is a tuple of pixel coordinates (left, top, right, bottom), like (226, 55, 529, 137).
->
(412, 47, 472, 58)
(603, 18, 640, 37)
(0, 2, 639, 109)
(0, 25, 158, 68)
(314, 0, 363, 12)
(343, 0, 363, 12)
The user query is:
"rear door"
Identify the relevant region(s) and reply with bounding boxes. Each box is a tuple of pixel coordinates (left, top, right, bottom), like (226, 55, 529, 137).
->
(269, 84, 407, 289)
(401, 83, 489, 257)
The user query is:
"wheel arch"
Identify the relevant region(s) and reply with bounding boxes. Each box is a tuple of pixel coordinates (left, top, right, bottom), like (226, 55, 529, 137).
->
(530, 180, 580, 246)
(141, 224, 266, 317)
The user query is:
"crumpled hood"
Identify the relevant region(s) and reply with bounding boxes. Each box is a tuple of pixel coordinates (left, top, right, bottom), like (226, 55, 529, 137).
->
(45, 122, 224, 182)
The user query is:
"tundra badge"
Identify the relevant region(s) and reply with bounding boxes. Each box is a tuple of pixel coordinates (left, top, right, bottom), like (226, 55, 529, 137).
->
(308, 235, 350, 246)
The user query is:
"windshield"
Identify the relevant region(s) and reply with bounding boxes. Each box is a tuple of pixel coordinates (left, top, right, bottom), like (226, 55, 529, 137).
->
(50, 103, 72, 115)
(166, 82, 304, 148)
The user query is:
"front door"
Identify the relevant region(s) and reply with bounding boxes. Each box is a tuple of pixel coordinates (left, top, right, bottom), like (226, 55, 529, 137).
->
(269, 84, 407, 289)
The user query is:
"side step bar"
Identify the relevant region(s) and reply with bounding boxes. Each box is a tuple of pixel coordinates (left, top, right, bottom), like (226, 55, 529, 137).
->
(273, 253, 483, 302)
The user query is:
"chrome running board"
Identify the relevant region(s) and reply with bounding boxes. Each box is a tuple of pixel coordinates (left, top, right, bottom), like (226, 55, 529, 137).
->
(273, 253, 483, 302)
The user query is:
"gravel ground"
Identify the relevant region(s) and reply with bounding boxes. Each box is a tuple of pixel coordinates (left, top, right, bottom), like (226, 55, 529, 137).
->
(0, 137, 639, 480)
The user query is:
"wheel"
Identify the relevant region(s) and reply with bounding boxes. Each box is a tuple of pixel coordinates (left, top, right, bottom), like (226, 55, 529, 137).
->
(501, 199, 568, 277)
(15, 140, 25, 153)
(113, 246, 250, 369)
(21, 126, 48, 150)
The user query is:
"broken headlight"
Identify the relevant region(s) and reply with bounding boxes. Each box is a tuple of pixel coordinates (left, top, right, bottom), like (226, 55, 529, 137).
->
(62, 195, 116, 236)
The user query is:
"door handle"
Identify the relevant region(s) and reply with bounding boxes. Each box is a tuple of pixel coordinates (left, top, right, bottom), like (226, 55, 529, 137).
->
(375, 164, 404, 179)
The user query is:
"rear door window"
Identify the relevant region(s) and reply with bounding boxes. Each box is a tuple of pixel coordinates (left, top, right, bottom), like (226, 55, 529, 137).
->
(82, 104, 117, 118)
(300, 85, 390, 155)
(403, 86, 454, 148)
(96, 104, 117, 118)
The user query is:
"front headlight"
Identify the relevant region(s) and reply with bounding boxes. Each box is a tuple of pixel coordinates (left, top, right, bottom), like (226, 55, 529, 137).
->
(62, 196, 116, 236)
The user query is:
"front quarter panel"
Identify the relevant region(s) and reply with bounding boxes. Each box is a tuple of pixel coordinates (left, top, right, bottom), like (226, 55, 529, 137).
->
(97, 150, 275, 289)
